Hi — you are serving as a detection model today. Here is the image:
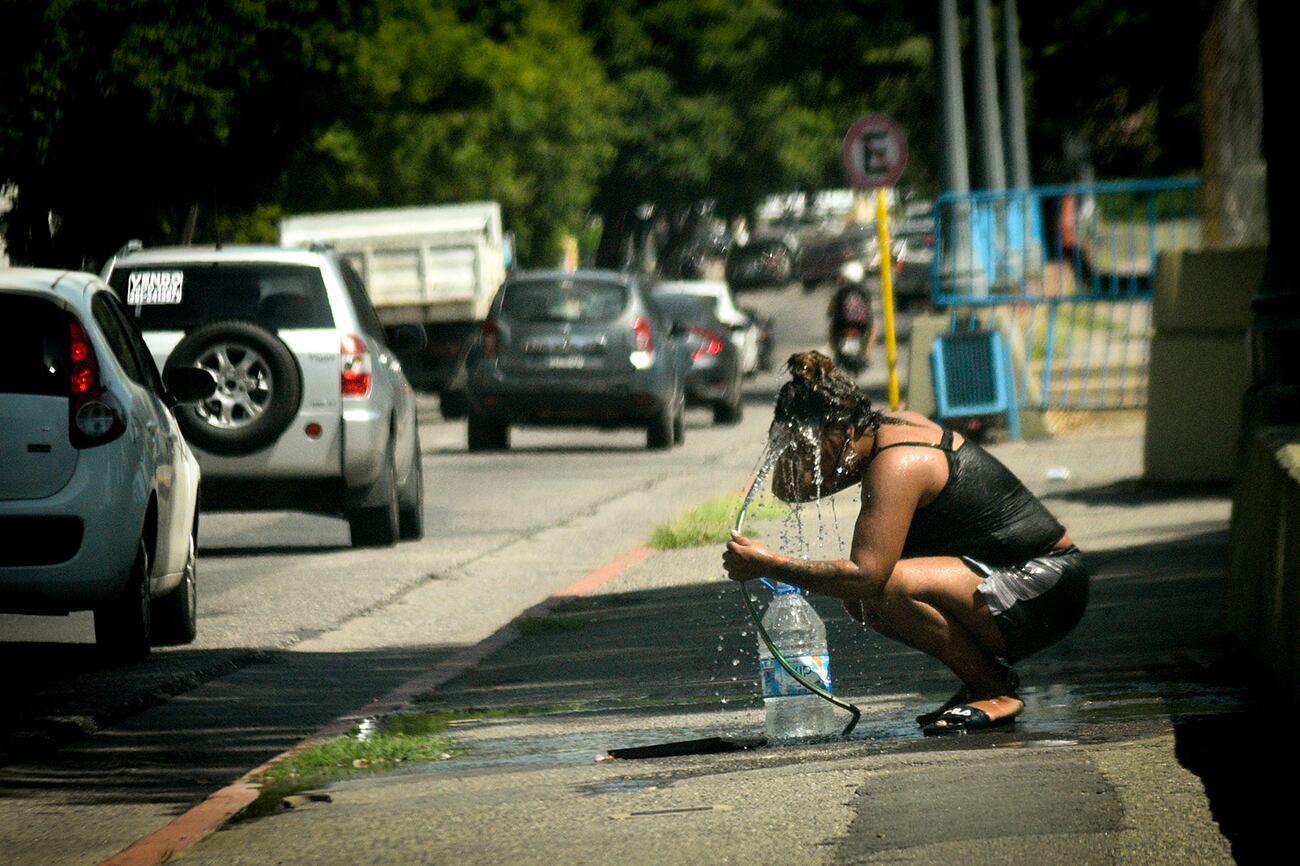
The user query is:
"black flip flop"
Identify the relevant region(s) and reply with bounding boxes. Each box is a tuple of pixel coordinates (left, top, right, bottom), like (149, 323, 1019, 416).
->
(921, 704, 1015, 736)
(916, 668, 1019, 728)
(916, 689, 969, 727)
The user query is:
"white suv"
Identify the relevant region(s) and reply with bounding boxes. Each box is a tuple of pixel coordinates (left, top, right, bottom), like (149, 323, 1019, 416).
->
(102, 245, 424, 548)
(0, 269, 216, 657)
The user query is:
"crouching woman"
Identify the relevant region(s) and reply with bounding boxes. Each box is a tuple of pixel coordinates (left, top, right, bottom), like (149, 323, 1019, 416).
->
(722, 352, 1089, 734)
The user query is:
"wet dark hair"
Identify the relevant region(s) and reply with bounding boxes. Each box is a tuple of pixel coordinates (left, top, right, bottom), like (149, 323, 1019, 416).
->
(773, 351, 890, 434)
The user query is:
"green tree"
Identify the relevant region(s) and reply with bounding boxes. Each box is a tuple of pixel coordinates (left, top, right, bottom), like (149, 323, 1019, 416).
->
(0, 0, 363, 267)
(579, 0, 939, 266)
(283, 0, 618, 265)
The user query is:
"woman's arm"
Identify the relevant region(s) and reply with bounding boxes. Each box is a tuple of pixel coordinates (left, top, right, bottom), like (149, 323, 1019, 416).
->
(725, 449, 929, 601)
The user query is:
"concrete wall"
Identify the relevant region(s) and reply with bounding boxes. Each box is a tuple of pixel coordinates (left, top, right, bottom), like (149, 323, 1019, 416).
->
(904, 313, 948, 416)
(1143, 247, 1264, 482)
(1224, 425, 1300, 708)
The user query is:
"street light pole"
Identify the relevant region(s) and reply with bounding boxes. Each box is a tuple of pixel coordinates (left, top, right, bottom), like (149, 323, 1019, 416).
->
(1251, 0, 1300, 404)
(938, 0, 977, 296)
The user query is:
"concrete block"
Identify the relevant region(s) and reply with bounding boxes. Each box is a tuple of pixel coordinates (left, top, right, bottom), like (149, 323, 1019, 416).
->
(1225, 425, 1300, 709)
(904, 313, 948, 416)
(1152, 247, 1264, 333)
(1144, 333, 1250, 482)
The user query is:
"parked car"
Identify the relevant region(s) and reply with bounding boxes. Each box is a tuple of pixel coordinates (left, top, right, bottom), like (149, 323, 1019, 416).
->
(725, 238, 795, 291)
(741, 305, 776, 373)
(0, 268, 216, 658)
(651, 279, 769, 376)
(892, 219, 935, 308)
(651, 293, 744, 425)
(102, 245, 425, 548)
(798, 225, 878, 291)
(464, 270, 687, 451)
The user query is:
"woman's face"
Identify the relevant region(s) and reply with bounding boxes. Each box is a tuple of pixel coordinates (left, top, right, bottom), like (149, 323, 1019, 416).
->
(772, 422, 856, 502)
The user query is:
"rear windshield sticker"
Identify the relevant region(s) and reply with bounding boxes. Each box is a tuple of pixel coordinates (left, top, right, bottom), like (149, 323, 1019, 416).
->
(126, 271, 184, 305)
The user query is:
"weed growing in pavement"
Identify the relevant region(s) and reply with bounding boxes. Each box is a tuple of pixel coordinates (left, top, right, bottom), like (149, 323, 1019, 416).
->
(240, 729, 461, 820)
(650, 494, 789, 549)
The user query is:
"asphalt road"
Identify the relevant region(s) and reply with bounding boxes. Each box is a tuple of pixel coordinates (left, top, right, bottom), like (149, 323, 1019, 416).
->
(0, 278, 894, 864)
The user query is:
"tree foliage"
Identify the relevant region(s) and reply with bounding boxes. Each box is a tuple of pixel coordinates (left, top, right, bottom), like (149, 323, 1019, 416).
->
(0, 0, 363, 266)
(1, 0, 1213, 269)
(283, 0, 618, 264)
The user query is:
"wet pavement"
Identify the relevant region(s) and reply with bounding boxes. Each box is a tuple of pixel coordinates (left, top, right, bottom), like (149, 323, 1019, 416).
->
(166, 432, 1275, 865)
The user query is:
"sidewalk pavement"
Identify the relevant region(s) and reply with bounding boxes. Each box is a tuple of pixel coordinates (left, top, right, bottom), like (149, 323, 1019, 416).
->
(172, 431, 1277, 865)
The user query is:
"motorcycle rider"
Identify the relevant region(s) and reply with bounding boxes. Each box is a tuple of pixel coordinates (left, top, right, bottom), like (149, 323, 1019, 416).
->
(828, 260, 877, 369)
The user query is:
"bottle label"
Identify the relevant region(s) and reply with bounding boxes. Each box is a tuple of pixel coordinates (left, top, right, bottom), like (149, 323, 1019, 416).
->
(760, 654, 832, 698)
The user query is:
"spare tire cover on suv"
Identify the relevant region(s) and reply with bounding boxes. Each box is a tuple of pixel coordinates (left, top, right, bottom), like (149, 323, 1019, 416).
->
(164, 320, 303, 455)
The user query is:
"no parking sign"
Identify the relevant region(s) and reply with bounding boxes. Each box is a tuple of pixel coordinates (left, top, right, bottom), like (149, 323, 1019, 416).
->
(841, 114, 908, 190)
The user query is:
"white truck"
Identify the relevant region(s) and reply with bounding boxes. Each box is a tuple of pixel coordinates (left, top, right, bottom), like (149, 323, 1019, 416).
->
(279, 202, 509, 391)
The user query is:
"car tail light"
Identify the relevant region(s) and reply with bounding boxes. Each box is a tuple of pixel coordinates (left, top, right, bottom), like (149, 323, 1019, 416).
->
(630, 317, 655, 369)
(689, 326, 725, 362)
(633, 317, 654, 352)
(67, 314, 125, 448)
(481, 317, 499, 358)
(340, 333, 372, 397)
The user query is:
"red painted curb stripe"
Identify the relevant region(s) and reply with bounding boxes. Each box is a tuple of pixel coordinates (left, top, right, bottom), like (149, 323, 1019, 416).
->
(555, 545, 653, 597)
(97, 543, 653, 866)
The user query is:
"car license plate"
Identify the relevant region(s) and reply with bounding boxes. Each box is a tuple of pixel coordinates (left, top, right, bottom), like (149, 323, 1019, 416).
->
(546, 355, 586, 369)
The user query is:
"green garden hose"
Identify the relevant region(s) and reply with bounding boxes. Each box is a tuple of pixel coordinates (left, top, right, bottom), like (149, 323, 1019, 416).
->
(734, 486, 861, 738)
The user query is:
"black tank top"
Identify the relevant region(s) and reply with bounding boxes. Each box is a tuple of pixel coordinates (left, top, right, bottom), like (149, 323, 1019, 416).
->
(873, 429, 1065, 565)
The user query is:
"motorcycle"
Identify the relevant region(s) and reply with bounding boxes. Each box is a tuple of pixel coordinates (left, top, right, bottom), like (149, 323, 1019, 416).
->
(832, 325, 868, 374)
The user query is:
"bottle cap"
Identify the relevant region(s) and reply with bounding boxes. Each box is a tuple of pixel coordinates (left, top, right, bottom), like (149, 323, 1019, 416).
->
(769, 581, 801, 596)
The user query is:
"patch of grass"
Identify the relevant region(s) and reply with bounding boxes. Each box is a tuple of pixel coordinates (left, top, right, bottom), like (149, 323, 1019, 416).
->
(241, 730, 459, 820)
(650, 494, 789, 549)
(261, 733, 457, 782)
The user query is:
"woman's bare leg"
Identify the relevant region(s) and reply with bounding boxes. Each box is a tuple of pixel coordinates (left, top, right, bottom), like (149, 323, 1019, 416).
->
(865, 556, 1023, 723)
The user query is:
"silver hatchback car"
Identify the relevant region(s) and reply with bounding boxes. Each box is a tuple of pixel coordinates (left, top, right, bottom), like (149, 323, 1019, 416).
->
(102, 245, 425, 548)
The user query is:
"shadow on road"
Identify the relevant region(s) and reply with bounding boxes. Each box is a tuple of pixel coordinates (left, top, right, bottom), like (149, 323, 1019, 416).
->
(200, 544, 353, 558)
(0, 502, 1258, 859)
(0, 645, 464, 809)
(1041, 478, 1235, 507)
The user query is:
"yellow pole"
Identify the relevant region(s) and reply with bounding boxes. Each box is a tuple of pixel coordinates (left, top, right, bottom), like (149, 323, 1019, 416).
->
(875, 188, 900, 409)
(561, 234, 579, 272)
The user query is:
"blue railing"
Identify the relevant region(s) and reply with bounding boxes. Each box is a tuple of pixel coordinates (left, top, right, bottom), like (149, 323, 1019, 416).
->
(929, 178, 1202, 410)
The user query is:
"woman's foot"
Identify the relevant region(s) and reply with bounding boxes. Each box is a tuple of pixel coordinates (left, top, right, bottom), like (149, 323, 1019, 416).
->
(915, 687, 970, 726)
(922, 696, 1024, 736)
(916, 666, 1019, 727)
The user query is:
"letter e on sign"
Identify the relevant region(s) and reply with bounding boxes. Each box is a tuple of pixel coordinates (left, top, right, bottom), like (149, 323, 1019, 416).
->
(841, 115, 908, 191)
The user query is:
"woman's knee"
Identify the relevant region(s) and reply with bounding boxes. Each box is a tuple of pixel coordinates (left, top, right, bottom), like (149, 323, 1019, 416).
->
(879, 565, 929, 610)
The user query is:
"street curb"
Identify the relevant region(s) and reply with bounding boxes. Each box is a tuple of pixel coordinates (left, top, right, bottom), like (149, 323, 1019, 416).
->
(96, 545, 654, 866)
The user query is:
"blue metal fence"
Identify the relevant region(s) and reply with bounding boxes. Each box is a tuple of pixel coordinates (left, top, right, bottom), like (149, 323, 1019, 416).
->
(930, 178, 1202, 410)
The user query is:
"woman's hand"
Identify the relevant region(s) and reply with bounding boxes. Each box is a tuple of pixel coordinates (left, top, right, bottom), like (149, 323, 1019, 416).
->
(722, 531, 780, 583)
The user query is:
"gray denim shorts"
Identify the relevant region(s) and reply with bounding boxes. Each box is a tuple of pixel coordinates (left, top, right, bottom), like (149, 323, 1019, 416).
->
(963, 546, 1090, 663)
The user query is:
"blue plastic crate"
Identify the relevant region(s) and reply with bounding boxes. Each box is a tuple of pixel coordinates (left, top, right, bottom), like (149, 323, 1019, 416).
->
(930, 330, 1020, 440)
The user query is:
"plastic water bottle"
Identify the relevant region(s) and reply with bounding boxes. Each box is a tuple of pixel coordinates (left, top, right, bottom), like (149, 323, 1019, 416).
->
(758, 582, 838, 740)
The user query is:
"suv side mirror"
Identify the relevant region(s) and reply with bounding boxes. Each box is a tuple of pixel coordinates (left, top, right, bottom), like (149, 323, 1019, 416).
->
(385, 323, 428, 350)
(164, 367, 218, 404)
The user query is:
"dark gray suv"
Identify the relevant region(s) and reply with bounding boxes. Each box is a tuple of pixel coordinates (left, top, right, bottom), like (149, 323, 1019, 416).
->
(464, 270, 686, 451)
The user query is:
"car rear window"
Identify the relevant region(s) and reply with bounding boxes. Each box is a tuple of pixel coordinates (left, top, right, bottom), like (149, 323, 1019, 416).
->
(108, 263, 334, 331)
(1, 294, 69, 396)
(500, 279, 628, 324)
(654, 294, 715, 324)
